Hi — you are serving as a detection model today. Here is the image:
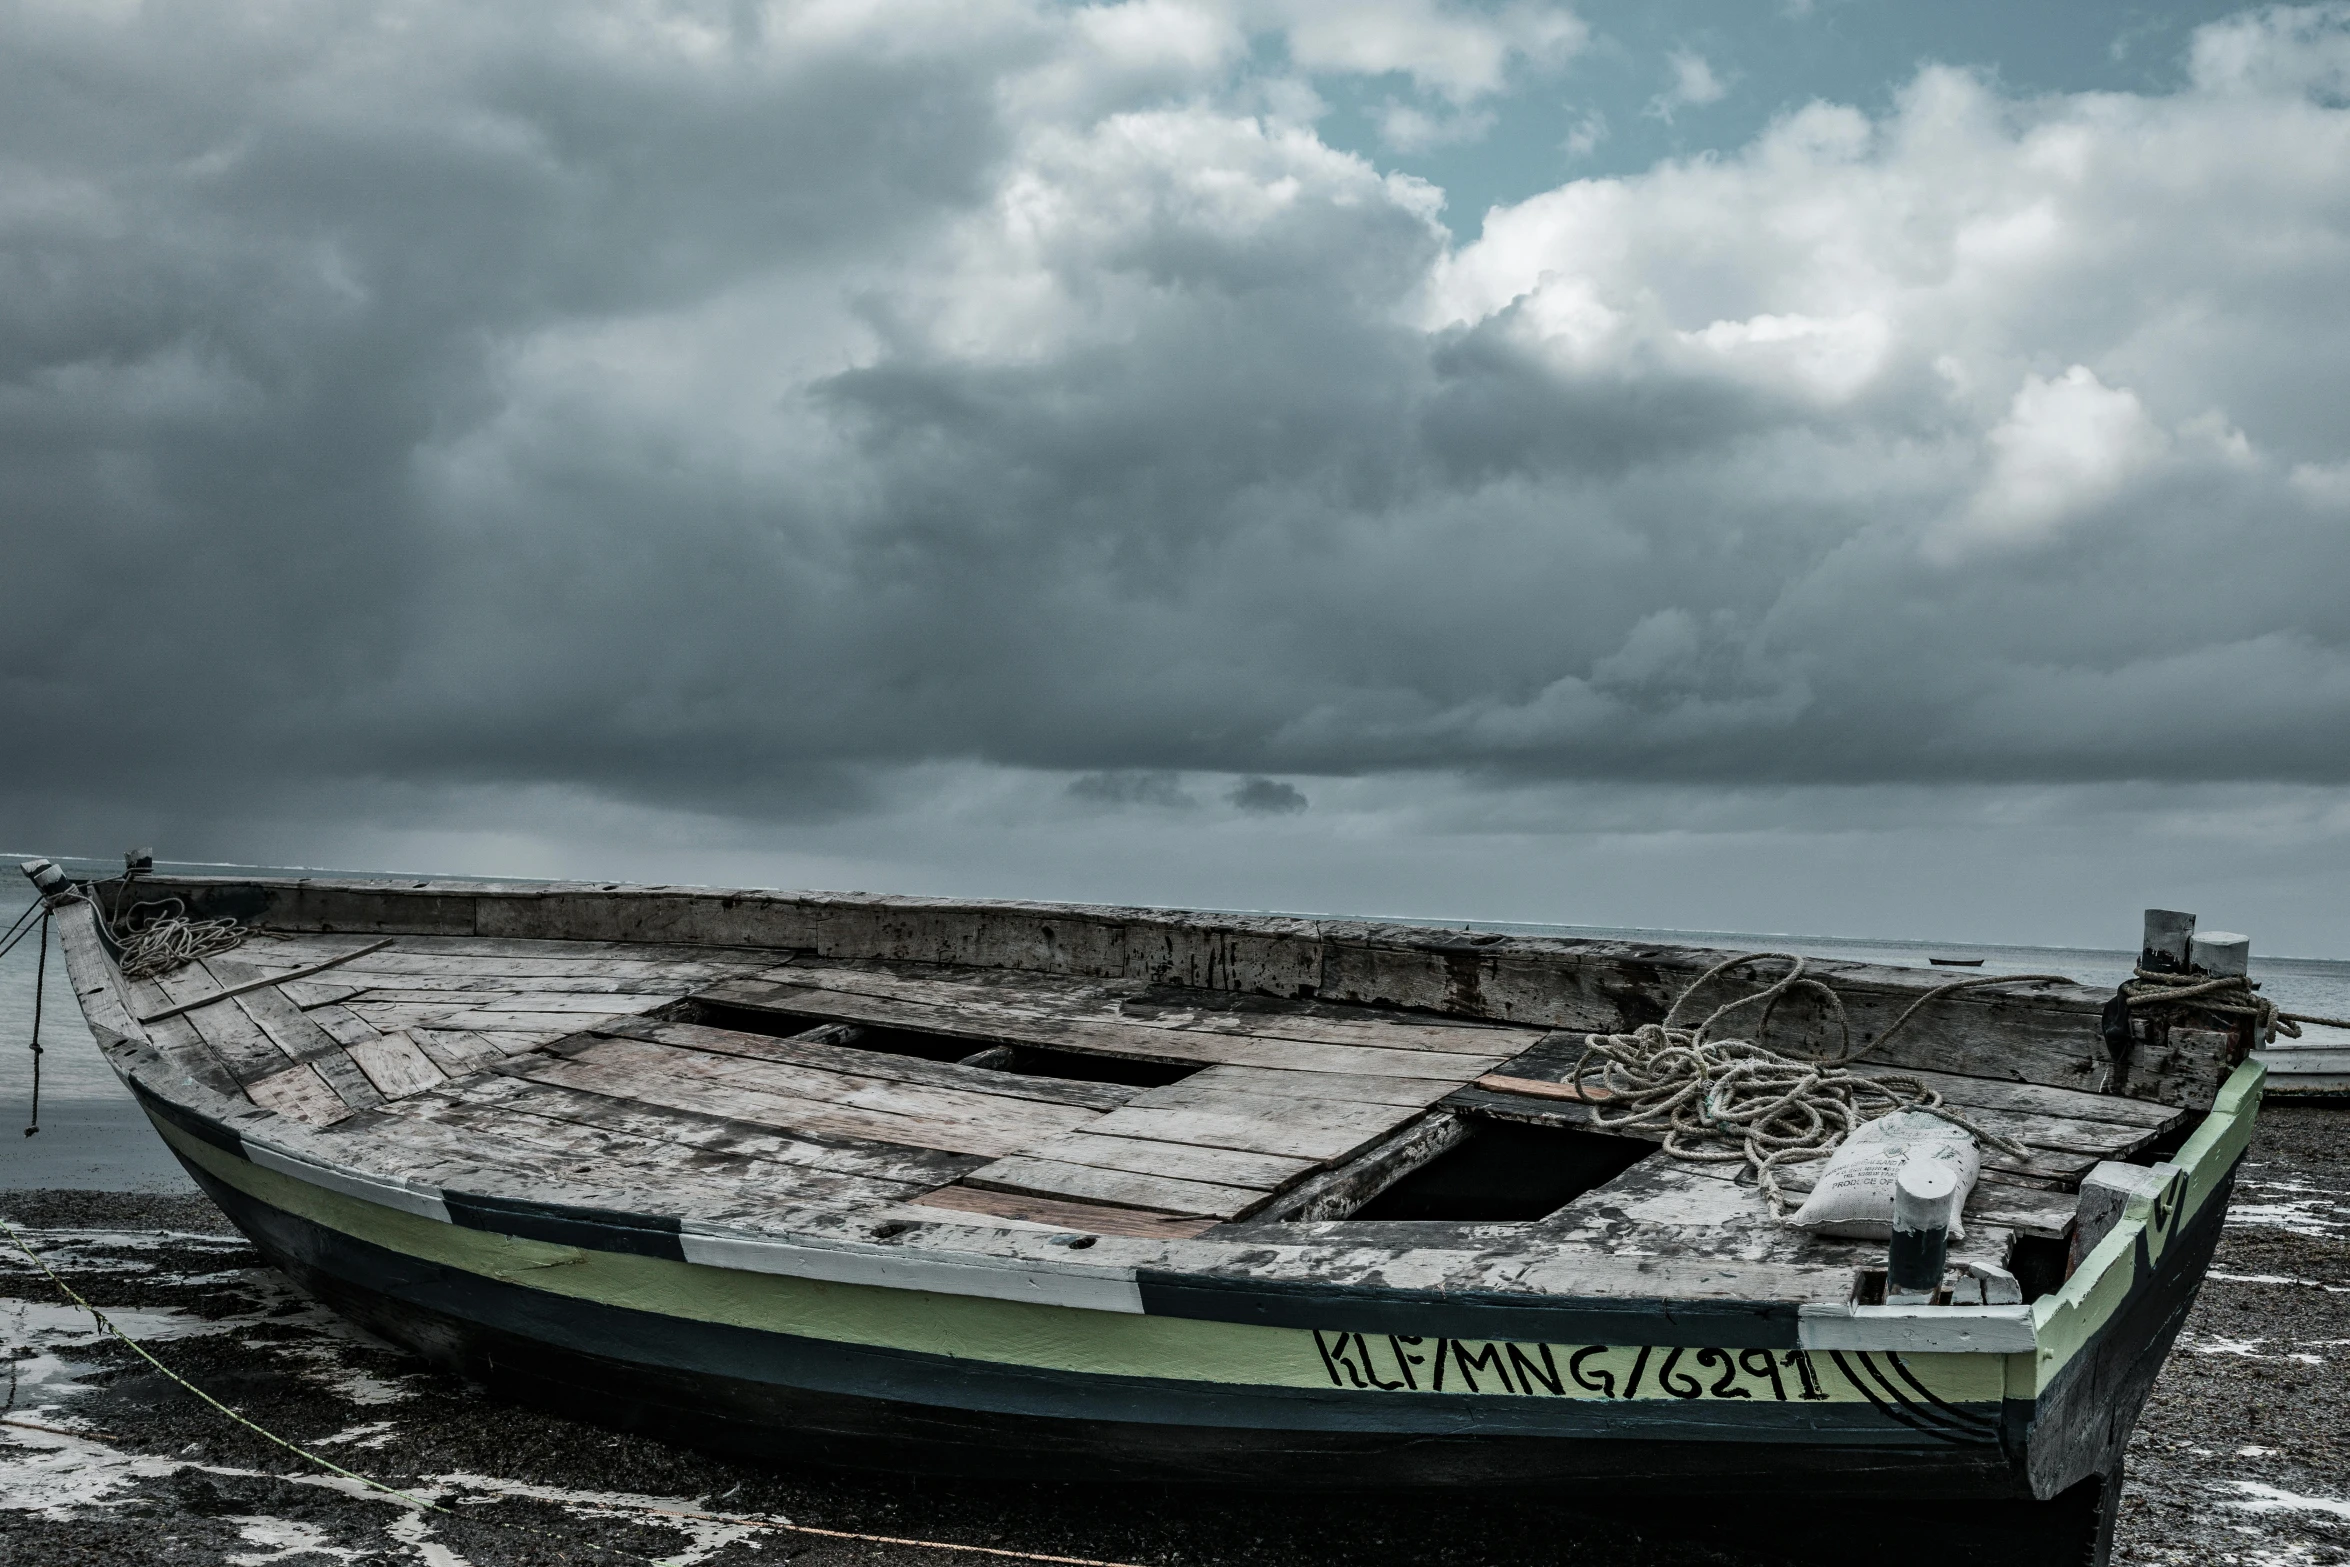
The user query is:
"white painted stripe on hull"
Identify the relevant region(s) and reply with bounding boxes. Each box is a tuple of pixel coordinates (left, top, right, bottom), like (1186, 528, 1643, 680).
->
(1796, 1303, 2036, 1354)
(679, 1228, 1146, 1313)
(244, 1140, 455, 1223)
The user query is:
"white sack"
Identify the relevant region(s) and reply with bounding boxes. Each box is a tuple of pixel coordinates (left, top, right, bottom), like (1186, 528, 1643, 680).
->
(1789, 1109, 1980, 1240)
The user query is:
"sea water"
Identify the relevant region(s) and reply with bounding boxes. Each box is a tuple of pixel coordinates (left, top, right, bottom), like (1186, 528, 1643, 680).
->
(3, 873, 2345, 1191)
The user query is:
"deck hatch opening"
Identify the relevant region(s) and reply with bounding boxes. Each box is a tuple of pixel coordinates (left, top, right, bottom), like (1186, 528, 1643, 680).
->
(1345, 1119, 1654, 1222)
(678, 999, 1202, 1088)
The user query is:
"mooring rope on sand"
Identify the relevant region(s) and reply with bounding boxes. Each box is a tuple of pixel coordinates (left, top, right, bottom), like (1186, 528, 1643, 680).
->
(0, 1214, 1155, 1567)
(1570, 953, 2059, 1216)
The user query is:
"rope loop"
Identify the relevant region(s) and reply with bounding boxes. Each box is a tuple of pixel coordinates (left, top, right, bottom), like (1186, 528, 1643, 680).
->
(1574, 954, 2058, 1218)
(111, 897, 246, 980)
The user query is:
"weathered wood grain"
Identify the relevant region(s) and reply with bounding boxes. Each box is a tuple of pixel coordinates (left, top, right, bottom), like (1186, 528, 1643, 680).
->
(389, 1094, 924, 1214)
(1248, 1112, 1468, 1223)
(244, 1063, 353, 1126)
(962, 1156, 1267, 1219)
(346, 1032, 449, 1099)
(993, 1130, 1316, 1192)
(1083, 1089, 1407, 1165)
(905, 1183, 1220, 1239)
(515, 1048, 1078, 1159)
(599, 1018, 1134, 1112)
(566, 1036, 1107, 1148)
(754, 962, 1531, 1056)
(146, 967, 296, 1086)
(452, 1071, 983, 1188)
(697, 977, 1508, 1080)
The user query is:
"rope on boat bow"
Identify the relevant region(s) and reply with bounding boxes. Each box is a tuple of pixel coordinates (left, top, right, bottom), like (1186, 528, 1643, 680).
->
(2117, 966, 2350, 1043)
(1570, 954, 2064, 1217)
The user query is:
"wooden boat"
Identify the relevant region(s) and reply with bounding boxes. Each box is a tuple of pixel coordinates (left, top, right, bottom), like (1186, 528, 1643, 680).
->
(1929, 956, 1986, 967)
(24, 865, 2268, 1566)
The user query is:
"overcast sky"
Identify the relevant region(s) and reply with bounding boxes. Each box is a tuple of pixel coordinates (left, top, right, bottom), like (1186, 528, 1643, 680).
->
(7, 1, 2350, 952)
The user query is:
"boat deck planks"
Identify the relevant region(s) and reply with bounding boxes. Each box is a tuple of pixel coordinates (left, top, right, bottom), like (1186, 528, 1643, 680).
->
(75, 889, 2239, 1311)
(696, 974, 1526, 1079)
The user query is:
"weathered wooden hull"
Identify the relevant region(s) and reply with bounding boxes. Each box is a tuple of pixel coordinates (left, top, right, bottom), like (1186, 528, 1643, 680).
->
(33, 867, 2267, 1567)
(127, 1058, 2252, 1502)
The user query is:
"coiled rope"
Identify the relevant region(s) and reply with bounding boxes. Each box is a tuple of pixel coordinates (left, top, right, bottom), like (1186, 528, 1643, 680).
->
(1570, 953, 2068, 1217)
(109, 896, 246, 980)
(51, 866, 248, 980)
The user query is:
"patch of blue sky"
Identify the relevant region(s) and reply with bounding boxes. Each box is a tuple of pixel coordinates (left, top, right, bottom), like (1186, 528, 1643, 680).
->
(1285, 1, 2262, 238)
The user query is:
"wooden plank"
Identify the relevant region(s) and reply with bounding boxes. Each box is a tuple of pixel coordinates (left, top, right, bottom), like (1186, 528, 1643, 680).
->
(208, 960, 386, 1113)
(905, 1184, 1219, 1240)
(474, 1029, 569, 1056)
(281, 980, 365, 1009)
(995, 1130, 1315, 1192)
(251, 930, 779, 964)
(302, 1004, 382, 1048)
(565, 1036, 1106, 1149)
(600, 1018, 1134, 1111)
(389, 1095, 923, 1214)
(347, 1032, 450, 1099)
(450, 1071, 984, 1188)
(516, 1051, 1063, 1159)
(146, 966, 295, 1084)
(1113, 1063, 1458, 1108)
(244, 1063, 353, 1126)
(961, 1156, 1266, 1219)
(1083, 1086, 1408, 1164)
(344, 1000, 480, 1031)
(1864, 1063, 2184, 1131)
(697, 977, 1507, 1080)
(405, 1028, 510, 1077)
(136, 939, 395, 1022)
(469, 993, 681, 1015)
(1475, 1073, 1612, 1103)
(140, 1014, 244, 1098)
(1253, 1112, 1467, 1222)
(254, 946, 764, 983)
(759, 962, 1533, 1056)
(418, 1008, 661, 1035)
(313, 975, 690, 998)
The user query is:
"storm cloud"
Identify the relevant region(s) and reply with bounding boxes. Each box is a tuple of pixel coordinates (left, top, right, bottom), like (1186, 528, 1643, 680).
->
(7, 2, 2350, 936)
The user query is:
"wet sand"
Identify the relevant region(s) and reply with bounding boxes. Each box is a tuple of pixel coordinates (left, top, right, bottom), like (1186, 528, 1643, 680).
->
(3, 1107, 2344, 1567)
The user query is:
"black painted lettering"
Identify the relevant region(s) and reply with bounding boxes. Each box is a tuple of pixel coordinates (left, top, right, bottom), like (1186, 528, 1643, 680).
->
(1431, 1337, 1451, 1391)
(1508, 1342, 1564, 1397)
(1783, 1348, 1829, 1401)
(1739, 1347, 1788, 1401)
(1568, 1345, 1617, 1398)
(1696, 1347, 1751, 1398)
(1354, 1333, 1407, 1391)
(1448, 1339, 1516, 1394)
(1622, 1345, 1654, 1399)
(1387, 1335, 1426, 1391)
(1314, 1330, 1368, 1389)
(1657, 1347, 1703, 1400)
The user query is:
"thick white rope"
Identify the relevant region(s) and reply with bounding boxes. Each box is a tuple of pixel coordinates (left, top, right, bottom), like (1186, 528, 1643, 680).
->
(110, 896, 245, 980)
(1570, 953, 2059, 1218)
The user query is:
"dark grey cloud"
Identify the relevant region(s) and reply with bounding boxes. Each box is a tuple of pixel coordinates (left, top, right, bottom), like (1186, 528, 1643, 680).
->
(8, 0, 2350, 861)
(1229, 777, 1309, 814)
